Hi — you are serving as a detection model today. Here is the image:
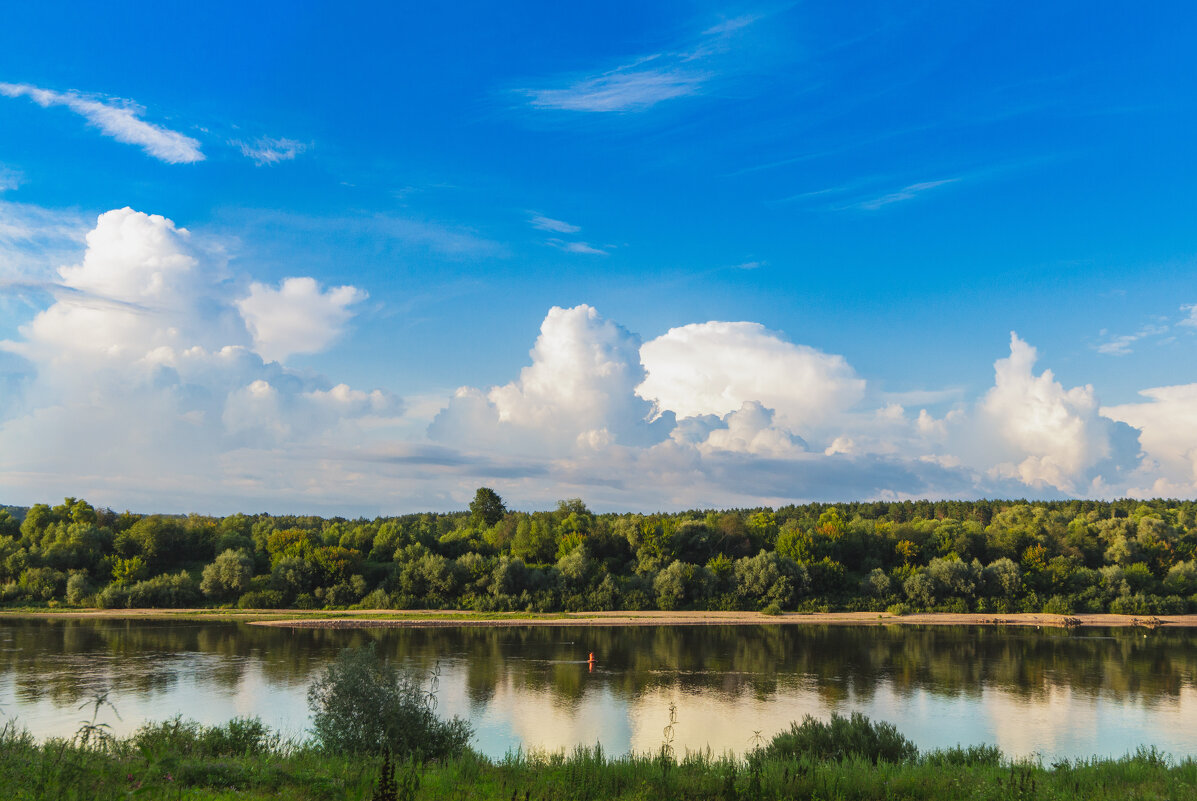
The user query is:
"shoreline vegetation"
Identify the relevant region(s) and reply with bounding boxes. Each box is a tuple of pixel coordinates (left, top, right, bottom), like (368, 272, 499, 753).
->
(3, 607, 1196, 629)
(6, 492, 1197, 619)
(5, 644, 1197, 800)
(8, 720, 1197, 801)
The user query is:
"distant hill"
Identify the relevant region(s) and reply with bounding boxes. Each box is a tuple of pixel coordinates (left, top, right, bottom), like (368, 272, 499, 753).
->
(0, 505, 27, 522)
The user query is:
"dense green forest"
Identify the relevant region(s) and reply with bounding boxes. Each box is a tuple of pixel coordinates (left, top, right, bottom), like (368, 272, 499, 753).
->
(4, 492, 1197, 615)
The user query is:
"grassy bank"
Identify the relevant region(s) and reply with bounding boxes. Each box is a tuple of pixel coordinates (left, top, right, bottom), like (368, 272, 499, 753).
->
(3, 722, 1197, 801)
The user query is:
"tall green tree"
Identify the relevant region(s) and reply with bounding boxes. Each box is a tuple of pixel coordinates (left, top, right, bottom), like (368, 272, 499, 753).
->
(469, 487, 506, 528)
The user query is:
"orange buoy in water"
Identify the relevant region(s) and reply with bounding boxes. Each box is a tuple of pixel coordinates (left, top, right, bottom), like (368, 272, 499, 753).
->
(588, 652, 595, 672)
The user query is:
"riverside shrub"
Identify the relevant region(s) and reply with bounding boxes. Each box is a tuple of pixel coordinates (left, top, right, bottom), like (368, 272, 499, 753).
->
(307, 644, 471, 759)
(763, 711, 918, 764)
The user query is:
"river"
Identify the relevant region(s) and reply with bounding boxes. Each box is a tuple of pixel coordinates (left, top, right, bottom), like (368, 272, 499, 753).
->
(2, 618, 1194, 760)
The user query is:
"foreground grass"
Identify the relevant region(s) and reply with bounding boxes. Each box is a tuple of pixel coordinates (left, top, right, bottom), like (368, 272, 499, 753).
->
(4, 727, 1197, 801)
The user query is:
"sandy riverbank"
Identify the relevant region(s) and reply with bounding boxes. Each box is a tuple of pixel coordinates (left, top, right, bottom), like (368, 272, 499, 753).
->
(248, 610, 1197, 629)
(3, 608, 1195, 629)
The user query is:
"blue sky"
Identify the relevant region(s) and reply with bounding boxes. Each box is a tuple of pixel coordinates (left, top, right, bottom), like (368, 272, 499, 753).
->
(1, 2, 1196, 514)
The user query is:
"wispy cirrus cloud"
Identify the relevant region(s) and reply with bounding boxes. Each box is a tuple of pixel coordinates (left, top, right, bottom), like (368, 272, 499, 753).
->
(782, 157, 1053, 212)
(0, 82, 203, 164)
(778, 175, 962, 211)
(221, 207, 508, 261)
(1095, 323, 1170, 356)
(550, 240, 608, 256)
(703, 15, 763, 36)
(855, 178, 958, 210)
(1094, 306, 1192, 356)
(0, 200, 90, 284)
(530, 214, 607, 254)
(0, 166, 21, 192)
(233, 136, 308, 166)
(516, 13, 762, 114)
(530, 215, 580, 234)
(521, 58, 708, 113)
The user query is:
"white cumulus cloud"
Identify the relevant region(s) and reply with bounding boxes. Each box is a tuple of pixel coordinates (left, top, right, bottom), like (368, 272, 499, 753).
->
(699, 401, 804, 457)
(637, 321, 866, 434)
(1104, 384, 1197, 496)
(976, 333, 1123, 491)
(430, 305, 668, 454)
(236, 277, 367, 364)
(9, 208, 245, 364)
(0, 207, 395, 512)
(0, 219, 1170, 513)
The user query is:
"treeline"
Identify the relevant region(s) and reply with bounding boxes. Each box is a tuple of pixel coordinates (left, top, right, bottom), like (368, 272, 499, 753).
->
(3, 491, 1197, 615)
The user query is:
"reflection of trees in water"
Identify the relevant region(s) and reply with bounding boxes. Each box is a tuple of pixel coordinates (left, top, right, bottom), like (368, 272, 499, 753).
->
(347, 625, 1197, 707)
(2, 620, 289, 705)
(3, 621, 1196, 711)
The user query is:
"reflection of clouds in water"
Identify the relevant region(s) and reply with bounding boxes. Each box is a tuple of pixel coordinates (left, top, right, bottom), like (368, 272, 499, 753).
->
(981, 685, 1098, 759)
(627, 680, 1197, 761)
(627, 681, 1004, 757)
(0, 652, 311, 743)
(1083, 685, 1197, 759)
(231, 661, 311, 741)
(438, 666, 632, 756)
(9, 621, 1197, 761)
(969, 684, 1197, 760)
(1144, 686, 1197, 744)
(853, 682, 994, 753)
(629, 686, 827, 756)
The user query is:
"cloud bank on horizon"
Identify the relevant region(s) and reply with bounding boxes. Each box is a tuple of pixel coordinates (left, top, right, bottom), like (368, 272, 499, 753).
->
(0, 207, 1191, 515)
(1, 4, 1194, 515)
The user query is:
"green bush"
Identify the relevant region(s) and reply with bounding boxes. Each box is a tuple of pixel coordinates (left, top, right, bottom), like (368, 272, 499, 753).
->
(307, 644, 472, 759)
(237, 589, 285, 609)
(131, 716, 279, 758)
(1160, 595, 1189, 614)
(65, 572, 90, 605)
(923, 743, 1003, 767)
(937, 598, 970, 614)
(1108, 593, 1186, 615)
(1042, 594, 1074, 614)
(762, 712, 917, 764)
(200, 548, 254, 600)
(125, 571, 201, 607)
(18, 567, 66, 601)
(95, 583, 130, 609)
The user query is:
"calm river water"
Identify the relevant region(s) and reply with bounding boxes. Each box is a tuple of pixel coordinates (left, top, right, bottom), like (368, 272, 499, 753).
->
(2, 619, 1195, 760)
